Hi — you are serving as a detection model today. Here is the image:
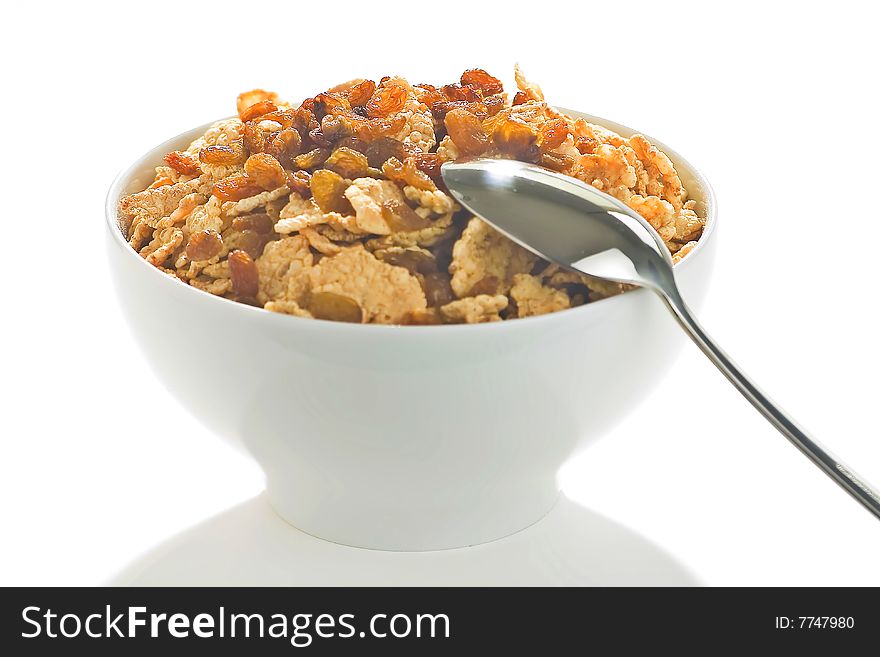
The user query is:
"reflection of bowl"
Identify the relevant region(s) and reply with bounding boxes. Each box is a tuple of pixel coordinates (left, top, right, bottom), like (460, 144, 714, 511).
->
(106, 112, 717, 551)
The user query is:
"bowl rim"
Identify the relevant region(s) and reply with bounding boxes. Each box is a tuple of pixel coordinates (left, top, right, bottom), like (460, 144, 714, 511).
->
(106, 110, 717, 334)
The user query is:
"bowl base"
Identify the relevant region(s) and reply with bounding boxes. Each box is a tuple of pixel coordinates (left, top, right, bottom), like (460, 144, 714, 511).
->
(265, 479, 561, 552)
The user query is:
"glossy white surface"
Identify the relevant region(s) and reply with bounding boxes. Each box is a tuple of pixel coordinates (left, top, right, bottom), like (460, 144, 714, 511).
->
(105, 117, 716, 551)
(111, 494, 700, 586)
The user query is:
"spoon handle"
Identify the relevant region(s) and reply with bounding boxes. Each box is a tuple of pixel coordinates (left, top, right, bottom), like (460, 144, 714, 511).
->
(660, 288, 880, 520)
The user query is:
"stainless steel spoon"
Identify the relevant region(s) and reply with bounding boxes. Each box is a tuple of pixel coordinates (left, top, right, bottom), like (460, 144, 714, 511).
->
(442, 158, 880, 520)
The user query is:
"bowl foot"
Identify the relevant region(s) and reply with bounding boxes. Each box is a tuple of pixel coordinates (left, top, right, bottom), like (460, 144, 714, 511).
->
(264, 477, 561, 551)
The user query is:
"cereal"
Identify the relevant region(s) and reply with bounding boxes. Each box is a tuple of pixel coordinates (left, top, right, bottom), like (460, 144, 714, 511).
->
(440, 295, 509, 323)
(450, 217, 537, 297)
(119, 67, 706, 324)
(510, 274, 571, 318)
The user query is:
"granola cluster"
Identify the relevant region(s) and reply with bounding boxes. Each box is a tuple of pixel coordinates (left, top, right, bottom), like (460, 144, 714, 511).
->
(118, 67, 705, 324)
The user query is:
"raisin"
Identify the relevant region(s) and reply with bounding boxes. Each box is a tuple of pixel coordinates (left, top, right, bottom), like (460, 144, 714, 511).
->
(382, 157, 436, 191)
(293, 107, 319, 135)
(285, 169, 312, 197)
(240, 99, 277, 122)
(444, 108, 490, 156)
(422, 272, 455, 307)
(308, 292, 363, 323)
(231, 213, 274, 234)
(235, 229, 271, 259)
(199, 141, 245, 166)
(538, 119, 569, 150)
(483, 95, 505, 116)
(376, 247, 437, 274)
(345, 79, 377, 107)
(313, 93, 351, 118)
(293, 147, 331, 170)
(256, 109, 295, 130)
(414, 83, 443, 108)
(164, 151, 201, 175)
(333, 136, 369, 154)
(243, 121, 266, 154)
(491, 116, 539, 160)
(512, 91, 530, 106)
(325, 147, 370, 179)
(228, 250, 259, 298)
(540, 152, 573, 171)
(356, 114, 406, 142)
(460, 69, 503, 95)
(575, 137, 599, 154)
(441, 84, 482, 102)
(310, 169, 353, 214)
(363, 137, 409, 167)
(212, 175, 263, 201)
(410, 152, 444, 185)
(244, 153, 286, 190)
(467, 275, 501, 296)
(365, 84, 407, 117)
(185, 229, 223, 261)
(320, 114, 353, 141)
(265, 129, 302, 167)
(381, 200, 431, 232)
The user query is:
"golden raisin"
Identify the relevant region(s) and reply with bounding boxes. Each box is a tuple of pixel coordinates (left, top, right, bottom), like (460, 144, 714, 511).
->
(444, 108, 490, 156)
(410, 152, 444, 185)
(164, 151, 201, 175)
(257, 109, 295, 130)
(199, 142, 245, 166)
(313, 92, 351, 118)
(231, 213, 274, 234)
(363, 137, 409, 167)
(185, 230, 223, 261)
(483, 95, 505, 116)
(293, 148, 331, 170)
(324, 147, 370, 179)
(356, 115, 406, 142)
(243, 121, 266, 154)
(382, 157, 436, 191)
(240, 99, 277, 122)
(460, 69, 503, 95)
(540, 152, 573, 171)
(235, 230, 272, 259)
(265, 129, 302, 167)
(538, 118, 569, 150)
(575, 137, 599, 154)
(376, 248, 437, 274)
(492, 116, 539, 160)
(422, 272, 455, 307)
(228, 250, 259, 298)
(310, 169, 354, 214)
(320, 114, 353, 141)
(345, 79, 377, 107)
(212, 175, 264, 201)
(285, 169, 312, 197)
(467, 275, 501, 296)
(244, 153, 286, 190)
(512, 91, 530, 106)
(414, 84, 443, 108)
(381, 200, 431, 232)
(308, 292, 363, 323)
(365, 84, 407, 118)
(441, 84, 482, 102)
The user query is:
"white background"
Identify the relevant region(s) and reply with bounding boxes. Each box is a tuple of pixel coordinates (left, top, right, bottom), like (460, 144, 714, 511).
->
(2, 0, 879, 586)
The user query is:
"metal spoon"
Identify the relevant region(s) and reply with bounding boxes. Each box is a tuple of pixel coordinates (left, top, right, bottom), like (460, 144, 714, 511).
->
(441, 158, 880, 520)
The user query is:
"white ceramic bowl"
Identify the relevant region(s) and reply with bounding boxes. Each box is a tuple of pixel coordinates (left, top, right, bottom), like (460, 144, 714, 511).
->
(106, 112, 717, 551)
